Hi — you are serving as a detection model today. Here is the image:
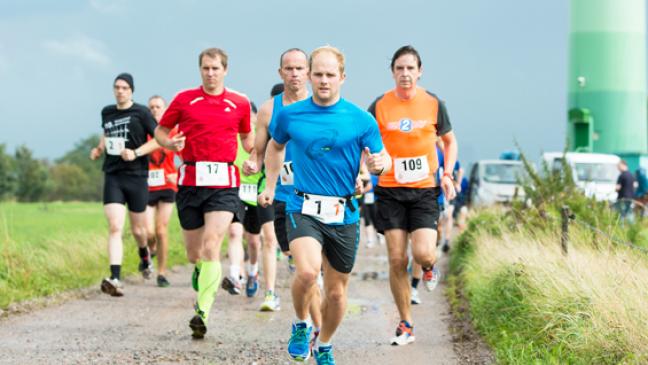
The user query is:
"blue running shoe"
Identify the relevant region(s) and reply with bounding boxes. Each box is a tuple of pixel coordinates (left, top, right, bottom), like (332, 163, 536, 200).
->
(246, 273, 259, 297)
(313, 344, 336, 365)
(288, 322, 312, 361)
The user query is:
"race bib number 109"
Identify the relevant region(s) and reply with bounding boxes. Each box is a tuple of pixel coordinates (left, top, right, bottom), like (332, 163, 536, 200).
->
(394, 155, 429, 184)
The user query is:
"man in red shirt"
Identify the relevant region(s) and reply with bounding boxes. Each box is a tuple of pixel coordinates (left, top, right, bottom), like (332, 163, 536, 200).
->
(145, 95, 178, 288)
(155, 48, 254, 339)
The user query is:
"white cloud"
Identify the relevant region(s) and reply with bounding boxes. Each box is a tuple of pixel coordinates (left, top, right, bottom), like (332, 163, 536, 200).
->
(43, 35, 110, 66)
(89, 0, 127, 14)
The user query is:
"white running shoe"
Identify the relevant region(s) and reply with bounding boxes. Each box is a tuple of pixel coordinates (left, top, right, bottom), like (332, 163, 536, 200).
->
(259, 292, 281, 312)
(422, 266, 441, 292)
(410, 287, 422, 305)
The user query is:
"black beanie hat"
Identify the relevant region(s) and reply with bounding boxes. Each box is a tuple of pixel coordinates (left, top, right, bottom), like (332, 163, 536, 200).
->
(114, 72, 134, 92)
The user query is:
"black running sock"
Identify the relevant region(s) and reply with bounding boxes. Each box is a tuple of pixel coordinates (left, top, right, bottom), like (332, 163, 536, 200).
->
(138, 246, 150, 263)
(110, 265, 121, 280)
(411, 277, 420, 288)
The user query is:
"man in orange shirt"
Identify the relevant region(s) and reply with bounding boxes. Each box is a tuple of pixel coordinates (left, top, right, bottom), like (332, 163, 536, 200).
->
(146, 95, 178, 287)
(368, 45, 458, 346)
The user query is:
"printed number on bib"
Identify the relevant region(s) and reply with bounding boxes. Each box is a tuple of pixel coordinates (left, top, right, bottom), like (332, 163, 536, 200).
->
(105, 137, 126, 156)
(148, 169, 165, 187)
(301, 193, 345, 224)
(239, 183, 258, 202)
(280, 161, 294, 185)
(196, 162, 229, 186)
(394, 155, 429, 184)
(364, 192, 375, 204)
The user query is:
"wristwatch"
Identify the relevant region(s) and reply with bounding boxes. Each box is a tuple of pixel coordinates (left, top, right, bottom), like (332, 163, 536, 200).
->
(134, 149, 141, 158)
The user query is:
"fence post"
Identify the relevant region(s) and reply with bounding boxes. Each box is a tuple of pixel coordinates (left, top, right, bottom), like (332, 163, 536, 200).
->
(561, 206, 570, 255)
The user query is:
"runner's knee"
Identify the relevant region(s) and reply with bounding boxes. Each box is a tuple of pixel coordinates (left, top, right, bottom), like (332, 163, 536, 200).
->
(389, 256, 409, 271)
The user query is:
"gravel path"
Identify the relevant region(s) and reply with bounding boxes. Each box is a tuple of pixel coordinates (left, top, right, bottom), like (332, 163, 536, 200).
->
(0, 243, 462, 364)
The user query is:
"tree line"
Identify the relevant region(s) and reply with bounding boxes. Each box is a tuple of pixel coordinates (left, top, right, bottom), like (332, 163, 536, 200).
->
(0, 135, 104, 202)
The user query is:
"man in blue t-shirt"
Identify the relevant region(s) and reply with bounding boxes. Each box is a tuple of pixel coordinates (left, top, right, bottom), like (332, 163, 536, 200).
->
(258, 46, 391, 364)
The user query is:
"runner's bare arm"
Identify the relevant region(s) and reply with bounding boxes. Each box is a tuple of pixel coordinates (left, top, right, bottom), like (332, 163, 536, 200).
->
(245, 100, 273, 174)
(90, 135, 105, 160)
(240, 132, 254, 153)
(440, 131, 458, 200)
(364, 147, 392, 175)
(155, 125, 185, 152)
(120, 138, 161, 161)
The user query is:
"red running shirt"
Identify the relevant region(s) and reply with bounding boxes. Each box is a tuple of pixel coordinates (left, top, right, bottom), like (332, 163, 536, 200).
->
(159, 87, 252, 188)
(148, 126, 179, 192)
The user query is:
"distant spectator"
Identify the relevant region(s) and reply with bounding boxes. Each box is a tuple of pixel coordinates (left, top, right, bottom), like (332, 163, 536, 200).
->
(616, 160, 635, 222)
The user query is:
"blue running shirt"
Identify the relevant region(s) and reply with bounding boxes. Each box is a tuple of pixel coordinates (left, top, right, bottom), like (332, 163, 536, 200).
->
(271, 98, 384, 225)
(268, 93, 294, 202)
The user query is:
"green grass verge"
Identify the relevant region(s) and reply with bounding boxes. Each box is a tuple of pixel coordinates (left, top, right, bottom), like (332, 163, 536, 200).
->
(0, 202, 189, 309)
(448, 209, 648, 365)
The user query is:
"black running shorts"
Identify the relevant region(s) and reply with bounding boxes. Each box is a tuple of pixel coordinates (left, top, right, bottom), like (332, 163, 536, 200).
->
(175, 186, 243, 230)
(287, 213, 360, 274)
(147, 189, 176, 207)
(374, 186, 441, 233)
(103, 173, 148, 213)
(243, 202, 275, 234)
(273, 200, 290, 252)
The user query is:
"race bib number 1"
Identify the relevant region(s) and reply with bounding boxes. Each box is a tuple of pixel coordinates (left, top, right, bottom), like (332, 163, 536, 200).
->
(239, 183, 258, 202)
(105, 137, 125, 156)
(148, 169, 165, 187)
(301, 193, 345, 224)
(196, 162, 229, 186)
(280, 161, 294, 185)
(394, 155, 430, 184)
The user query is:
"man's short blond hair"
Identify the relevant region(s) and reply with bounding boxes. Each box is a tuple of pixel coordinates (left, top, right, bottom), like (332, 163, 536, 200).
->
(309, 46, 345, 74)
(199, 47, 228, 68)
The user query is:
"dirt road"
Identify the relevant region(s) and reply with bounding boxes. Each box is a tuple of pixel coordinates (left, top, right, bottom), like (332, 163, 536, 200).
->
(0, 243, 462, 364)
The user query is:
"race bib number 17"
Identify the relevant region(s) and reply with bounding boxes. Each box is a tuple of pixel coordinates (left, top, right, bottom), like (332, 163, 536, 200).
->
(394, 155, 430, 184)
(196, 162, 229, 186)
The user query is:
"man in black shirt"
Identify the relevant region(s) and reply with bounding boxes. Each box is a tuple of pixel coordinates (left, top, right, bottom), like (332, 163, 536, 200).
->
(90, 73, 160, 296)
(616, 159, 636, 223)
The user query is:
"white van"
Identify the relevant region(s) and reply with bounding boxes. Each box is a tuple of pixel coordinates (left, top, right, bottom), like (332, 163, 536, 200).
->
(541, 152, 620, 202)
(468, 160, 525, 207)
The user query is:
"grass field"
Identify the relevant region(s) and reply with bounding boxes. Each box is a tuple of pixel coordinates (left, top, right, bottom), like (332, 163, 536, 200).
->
(0, 202, 189, 309)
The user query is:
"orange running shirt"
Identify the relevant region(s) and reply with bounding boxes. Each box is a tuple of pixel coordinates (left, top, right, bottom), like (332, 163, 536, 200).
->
(368, 87, 452, 188)
(148, 126, 179, 192)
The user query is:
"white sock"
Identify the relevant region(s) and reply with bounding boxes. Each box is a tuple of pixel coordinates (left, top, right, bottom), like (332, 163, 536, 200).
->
(295, 317, 311, 327)
(248, 263, 258, 276)
(316, 339, 332, 348)
(229, 264, 240, 280)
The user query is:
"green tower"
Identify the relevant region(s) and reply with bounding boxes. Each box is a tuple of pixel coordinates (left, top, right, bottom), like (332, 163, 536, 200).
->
(568, 0, 647, 170)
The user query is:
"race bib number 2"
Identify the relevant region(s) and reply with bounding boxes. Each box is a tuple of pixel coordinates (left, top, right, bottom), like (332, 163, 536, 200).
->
(196, 162, 229, 186)
(280, 161, 294, 185)
(301, 193, 345, 224)
(394, 155, 430, 184)
(105, 137, 125, 156)
(148, 169, 165, 187)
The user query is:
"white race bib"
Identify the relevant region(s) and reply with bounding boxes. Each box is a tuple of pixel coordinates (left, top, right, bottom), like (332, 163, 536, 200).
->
(301, 193, 346, 224)
(105, 137, 126, 156)
(394, 155, 430, 184)
(196, 162, 229, 186)
(364, 192, 375, 204)
(239, 183, 258, 202)
(279, 161, 294, 185)
(148, 169, 165, 187)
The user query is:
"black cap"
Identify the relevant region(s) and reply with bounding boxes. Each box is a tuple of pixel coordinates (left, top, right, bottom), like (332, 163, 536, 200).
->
(114, 73, 134, 92)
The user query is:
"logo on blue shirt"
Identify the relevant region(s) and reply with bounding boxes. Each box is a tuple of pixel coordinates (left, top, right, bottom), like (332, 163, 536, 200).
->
(399, 119, 413, 132)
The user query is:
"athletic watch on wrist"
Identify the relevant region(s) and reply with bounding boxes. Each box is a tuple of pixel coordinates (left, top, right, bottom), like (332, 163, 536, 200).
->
(134, 149, 141, 158)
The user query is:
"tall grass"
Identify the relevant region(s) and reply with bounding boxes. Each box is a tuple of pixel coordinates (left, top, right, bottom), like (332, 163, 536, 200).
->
(451, 210, 648, 364)
(0, 202, 188, 309)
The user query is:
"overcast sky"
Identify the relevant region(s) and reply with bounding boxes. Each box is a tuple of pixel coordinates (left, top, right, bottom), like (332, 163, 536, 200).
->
(1, 0, 574, 166)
